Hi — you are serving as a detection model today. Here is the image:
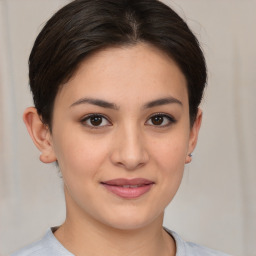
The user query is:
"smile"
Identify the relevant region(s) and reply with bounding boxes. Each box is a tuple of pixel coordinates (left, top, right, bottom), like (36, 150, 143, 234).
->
(101, 178, 154, 199)
(120, 185, 143, 188)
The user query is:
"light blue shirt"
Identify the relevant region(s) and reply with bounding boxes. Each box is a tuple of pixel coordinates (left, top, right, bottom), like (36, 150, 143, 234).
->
(11, 228, 231, 256)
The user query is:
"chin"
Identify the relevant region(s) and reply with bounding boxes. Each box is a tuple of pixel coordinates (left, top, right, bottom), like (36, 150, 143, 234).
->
(106, 220, 152, 231)
(100, 208, 162, 231)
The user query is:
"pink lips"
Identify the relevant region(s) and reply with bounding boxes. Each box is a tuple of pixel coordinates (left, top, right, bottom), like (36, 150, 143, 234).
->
(101, 178, 154, 199)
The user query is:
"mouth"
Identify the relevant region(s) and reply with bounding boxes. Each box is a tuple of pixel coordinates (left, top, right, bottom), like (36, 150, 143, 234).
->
(100, 178, 154, 199)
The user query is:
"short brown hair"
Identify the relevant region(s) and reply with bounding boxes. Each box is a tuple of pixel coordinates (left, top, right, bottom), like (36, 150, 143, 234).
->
(29, 0, 207, 128)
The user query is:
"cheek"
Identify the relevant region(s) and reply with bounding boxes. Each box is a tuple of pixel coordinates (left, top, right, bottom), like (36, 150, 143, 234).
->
(149, 131, 189, 198)
(156, 141, 186, 188)
(151, 132, 189, 169)
(53, 134, 109, 208)
(52, 129, 109, 179)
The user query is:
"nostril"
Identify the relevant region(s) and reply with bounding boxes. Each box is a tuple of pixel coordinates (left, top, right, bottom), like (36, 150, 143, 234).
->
(114, 157, 147, 171)
(109, 131, 149, 169)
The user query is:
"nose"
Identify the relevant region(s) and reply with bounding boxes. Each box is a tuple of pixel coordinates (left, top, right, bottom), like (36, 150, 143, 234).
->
(110, 124, 149, 170)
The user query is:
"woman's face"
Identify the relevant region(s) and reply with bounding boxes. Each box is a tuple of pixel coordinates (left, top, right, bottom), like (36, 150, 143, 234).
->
(49, 43, 201, 230)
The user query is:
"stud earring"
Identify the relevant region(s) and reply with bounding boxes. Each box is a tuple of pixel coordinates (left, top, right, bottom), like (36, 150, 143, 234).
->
(185, 153, 193, 164)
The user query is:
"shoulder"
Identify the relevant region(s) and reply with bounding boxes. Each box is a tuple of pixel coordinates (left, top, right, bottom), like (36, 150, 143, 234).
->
(183, 241, 231, 256)
(165, 228, 232, 256)
(11, 240, 49, 256)
(11, 229, 74, 256)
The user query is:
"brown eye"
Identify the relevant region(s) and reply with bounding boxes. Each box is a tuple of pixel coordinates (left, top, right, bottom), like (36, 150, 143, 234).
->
(146, 113, 176, 127)
(90, 116, 103, 126)
(81, 114, 111, 128)
(151, 115, 164, 125)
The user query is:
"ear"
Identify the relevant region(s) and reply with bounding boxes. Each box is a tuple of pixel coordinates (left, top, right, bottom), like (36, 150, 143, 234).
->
(185, 108, 203, 164)
(23, 107, 57, 163)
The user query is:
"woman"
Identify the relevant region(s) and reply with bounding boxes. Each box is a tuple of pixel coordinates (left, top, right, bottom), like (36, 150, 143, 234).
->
(12, 0, 230, 255)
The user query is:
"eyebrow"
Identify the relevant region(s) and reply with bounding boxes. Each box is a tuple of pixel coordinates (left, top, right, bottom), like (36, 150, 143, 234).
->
(143, 97, 182, 109)
(70, 96, 182, 110)
(70, 97, 119, 110)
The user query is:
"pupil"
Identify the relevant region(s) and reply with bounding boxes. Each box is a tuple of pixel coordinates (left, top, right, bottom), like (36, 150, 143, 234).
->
(152, 116, 163, 125)
(91, 116, 102, 126)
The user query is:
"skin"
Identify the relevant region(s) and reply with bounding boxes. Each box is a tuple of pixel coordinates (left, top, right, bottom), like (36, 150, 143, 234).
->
(24, 43, 202, 256)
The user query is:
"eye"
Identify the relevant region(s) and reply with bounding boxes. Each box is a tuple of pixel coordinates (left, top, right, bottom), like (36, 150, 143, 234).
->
(81, 114, 111, 128)
(146, 113, 176, 127)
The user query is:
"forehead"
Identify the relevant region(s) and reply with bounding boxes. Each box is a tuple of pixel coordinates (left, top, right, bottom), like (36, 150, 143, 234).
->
(56, 43, 188, 108)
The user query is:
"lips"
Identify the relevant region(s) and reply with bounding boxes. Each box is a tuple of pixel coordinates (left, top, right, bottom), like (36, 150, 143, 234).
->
(101, 178, 154, 199)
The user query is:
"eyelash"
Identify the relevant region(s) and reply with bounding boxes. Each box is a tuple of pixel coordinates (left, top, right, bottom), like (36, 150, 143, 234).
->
(80, 114, 112, 129)
(145, 113, 176, 128)
(80, 113, 176, 129)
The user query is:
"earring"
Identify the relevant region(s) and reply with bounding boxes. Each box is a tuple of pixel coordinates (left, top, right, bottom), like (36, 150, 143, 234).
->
(185, 153, 193, 164)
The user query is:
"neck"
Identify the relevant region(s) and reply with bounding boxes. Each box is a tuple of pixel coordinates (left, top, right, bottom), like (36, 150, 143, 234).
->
(54, 189, 176, 256)
(55, 218, 175, 256)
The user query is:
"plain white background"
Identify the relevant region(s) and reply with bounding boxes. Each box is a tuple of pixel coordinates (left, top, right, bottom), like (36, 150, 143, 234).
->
(0, 0, 255, 255)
